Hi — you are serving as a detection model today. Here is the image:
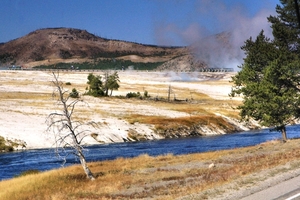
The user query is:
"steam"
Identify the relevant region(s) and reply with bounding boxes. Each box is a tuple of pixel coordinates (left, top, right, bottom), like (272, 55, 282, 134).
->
(154, 0, 276, 71)
(167, 71, 200, 82)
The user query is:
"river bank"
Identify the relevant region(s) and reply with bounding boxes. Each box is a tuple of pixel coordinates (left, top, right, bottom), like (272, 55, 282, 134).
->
(0, 70, 251, 150)
(2, 124, 300, 181)
(1, 134, 300, 199)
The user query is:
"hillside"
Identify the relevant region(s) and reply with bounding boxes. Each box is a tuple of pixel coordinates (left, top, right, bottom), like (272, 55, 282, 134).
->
(0, 28, 207, 70)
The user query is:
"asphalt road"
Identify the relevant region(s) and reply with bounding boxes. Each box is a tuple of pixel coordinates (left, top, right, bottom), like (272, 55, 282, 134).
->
(241, 174, 300, 200)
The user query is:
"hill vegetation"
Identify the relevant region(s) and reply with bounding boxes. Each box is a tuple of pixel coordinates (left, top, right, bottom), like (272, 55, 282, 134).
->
(34, 59, 164, 70)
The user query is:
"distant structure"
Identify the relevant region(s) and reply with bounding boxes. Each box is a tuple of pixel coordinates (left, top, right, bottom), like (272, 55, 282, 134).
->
(8, 65, 22, 70)
(198, 68, 234, 72)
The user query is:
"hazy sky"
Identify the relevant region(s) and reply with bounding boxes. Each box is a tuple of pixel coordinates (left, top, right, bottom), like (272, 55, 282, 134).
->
(0, 0, 281, 46)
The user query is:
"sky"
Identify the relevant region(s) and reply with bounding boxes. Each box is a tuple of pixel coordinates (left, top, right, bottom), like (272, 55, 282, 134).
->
(0, 0, 282, 70)
(0, 0, 280, 45)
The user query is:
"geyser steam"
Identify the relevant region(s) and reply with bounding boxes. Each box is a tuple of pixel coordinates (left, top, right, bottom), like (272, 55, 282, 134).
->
(154, 0, 276, 71)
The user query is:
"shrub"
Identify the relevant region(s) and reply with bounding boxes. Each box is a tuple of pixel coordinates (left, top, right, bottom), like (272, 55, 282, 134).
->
(144, 90, 150, 98)
(69, 88, 79, 98)
(0, 136, 14, 152)
(65, 82, 71, 85)
(126, 92, 141, 98)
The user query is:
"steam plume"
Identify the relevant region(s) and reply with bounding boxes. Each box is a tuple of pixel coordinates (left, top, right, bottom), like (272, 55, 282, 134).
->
(154, 0, 276, 71)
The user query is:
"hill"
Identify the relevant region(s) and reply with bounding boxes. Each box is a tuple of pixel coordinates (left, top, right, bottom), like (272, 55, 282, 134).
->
(0, 27, 207, 70)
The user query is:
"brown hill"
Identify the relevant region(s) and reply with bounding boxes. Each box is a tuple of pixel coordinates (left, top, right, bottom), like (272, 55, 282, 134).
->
(0, 27, 207, 70)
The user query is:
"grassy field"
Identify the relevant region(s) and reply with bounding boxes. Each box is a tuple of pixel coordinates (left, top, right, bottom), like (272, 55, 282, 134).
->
(1, 139, 300, 199)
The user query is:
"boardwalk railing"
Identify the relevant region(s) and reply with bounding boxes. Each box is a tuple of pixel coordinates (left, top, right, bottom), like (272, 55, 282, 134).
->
(4, 67, 234, 72)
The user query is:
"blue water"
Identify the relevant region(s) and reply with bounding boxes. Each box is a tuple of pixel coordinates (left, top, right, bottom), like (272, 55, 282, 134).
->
(1, 125, 300, 180)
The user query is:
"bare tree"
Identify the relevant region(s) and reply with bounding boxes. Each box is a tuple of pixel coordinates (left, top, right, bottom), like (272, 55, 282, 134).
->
(46, 72, 96, 180)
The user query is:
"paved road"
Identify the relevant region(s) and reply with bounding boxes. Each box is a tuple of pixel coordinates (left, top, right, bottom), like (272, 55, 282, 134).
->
(241, 174, 300, 200)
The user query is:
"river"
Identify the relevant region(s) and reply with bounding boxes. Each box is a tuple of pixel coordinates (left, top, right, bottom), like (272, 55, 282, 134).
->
(1, 125, 300, 180)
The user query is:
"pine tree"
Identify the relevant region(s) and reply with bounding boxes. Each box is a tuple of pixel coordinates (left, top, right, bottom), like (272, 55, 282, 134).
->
(231, 0, 300, 141)
(86, 73, 104, 97)
(268, 0, 300, 53)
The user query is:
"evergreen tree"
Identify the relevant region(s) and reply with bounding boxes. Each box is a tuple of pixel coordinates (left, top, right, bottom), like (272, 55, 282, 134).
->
(69, 88, 79, 98)
(106, 71, 120, 96)
(101, 71, 120, 96)
(86, 73, 104, 97)
(268, 0, 300, 53)
(231, 0, 300, 141)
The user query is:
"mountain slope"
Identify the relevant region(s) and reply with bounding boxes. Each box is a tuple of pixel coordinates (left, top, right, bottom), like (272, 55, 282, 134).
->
(0, 28, 203, 70)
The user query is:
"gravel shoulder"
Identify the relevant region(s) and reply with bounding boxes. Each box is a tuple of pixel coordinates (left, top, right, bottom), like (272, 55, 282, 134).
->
(211, 163, 300, 200)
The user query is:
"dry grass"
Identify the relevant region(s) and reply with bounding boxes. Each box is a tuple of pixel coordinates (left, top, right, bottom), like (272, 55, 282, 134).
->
(1, 139, 300, 200)
(0, 92, 49, 100)
(156, 97, 241, 118)
(124, 114, 237, 134)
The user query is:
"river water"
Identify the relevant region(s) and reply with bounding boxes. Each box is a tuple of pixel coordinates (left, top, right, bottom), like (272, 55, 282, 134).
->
(1, 125, 300, 180)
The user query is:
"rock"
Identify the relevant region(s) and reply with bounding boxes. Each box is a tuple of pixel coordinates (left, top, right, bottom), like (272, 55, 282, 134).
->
(209, 163, 215, 169)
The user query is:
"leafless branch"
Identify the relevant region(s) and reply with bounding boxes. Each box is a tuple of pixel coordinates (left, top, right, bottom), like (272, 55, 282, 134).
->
(46, 71, 97, 180)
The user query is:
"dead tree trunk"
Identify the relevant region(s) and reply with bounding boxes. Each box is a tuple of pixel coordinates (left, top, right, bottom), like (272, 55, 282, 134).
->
(78, 147, 95, 180)
(47, 72, 95, 180)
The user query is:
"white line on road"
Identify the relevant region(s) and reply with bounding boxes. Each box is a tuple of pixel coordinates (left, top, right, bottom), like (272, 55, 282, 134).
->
(286, 192, 300, 200)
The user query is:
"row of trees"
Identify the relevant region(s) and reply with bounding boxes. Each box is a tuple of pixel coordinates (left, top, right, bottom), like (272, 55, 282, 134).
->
(231, 0, 300, 142)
